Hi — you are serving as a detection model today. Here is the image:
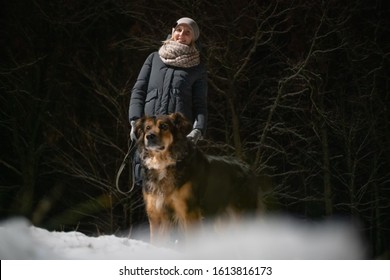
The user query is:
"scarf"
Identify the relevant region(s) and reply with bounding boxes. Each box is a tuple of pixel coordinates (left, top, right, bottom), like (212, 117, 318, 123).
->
(158, 40, 200, 68)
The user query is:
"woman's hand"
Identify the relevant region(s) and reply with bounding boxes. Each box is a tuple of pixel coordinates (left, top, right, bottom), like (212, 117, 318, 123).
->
(186, 129, 202, 144)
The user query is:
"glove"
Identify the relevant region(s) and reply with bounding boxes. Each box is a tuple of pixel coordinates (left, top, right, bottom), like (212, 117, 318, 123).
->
(130, 120, 137, 141)
(186, 129, 202, 144)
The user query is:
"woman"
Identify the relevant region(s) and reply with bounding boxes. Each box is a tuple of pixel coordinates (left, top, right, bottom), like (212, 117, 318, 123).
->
(128, 17, 208, 187)
(129, 17, 208, 143)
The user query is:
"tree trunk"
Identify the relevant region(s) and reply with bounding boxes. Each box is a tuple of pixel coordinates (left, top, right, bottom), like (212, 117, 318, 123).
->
(321, 124, 333, 216)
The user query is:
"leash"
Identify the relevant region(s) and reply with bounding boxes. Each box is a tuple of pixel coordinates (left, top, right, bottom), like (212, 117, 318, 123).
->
(115, 138, 137, 195)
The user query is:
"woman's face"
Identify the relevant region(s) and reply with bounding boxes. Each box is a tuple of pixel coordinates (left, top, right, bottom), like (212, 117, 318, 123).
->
(172, 24, 193, 45)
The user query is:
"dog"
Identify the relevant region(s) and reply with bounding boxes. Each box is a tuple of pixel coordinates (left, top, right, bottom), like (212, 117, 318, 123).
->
(134, 113, 261, 244)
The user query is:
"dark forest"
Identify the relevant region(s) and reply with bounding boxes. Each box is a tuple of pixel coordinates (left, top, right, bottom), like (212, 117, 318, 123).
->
(1, 0, 389, 259)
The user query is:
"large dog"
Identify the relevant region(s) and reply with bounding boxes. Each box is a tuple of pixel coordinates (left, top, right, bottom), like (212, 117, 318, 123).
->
(134, 113, 261, 244)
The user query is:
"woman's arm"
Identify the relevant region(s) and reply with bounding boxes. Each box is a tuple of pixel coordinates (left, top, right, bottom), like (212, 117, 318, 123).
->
(191, 65, 208, 135)
(128, 53, 154, 123)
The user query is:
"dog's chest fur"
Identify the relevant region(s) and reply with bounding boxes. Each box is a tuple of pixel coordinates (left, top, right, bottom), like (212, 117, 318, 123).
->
(145, 165, 177, 195)
(141, 150, 198, 218)
(143, 152, 175, 170)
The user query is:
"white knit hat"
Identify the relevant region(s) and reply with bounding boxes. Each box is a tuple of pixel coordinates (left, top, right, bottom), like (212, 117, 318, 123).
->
(174, 17, 200, 41)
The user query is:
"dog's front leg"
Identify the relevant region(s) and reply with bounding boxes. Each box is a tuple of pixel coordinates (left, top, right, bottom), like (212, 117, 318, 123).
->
(144, 192, 172, 245)
(171, 182, 202, 237)
(179, 209, 202, 233)
(148, 213, 171, 245)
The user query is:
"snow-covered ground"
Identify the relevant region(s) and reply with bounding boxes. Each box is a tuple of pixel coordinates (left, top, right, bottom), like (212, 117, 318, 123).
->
(0, 215, 366, 259)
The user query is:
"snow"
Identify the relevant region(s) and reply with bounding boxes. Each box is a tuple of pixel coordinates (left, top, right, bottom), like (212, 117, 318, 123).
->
(0, 215, 366, 260)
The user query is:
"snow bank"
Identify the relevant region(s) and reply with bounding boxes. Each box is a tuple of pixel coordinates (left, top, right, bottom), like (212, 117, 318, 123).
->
(0, 216, 366, 259)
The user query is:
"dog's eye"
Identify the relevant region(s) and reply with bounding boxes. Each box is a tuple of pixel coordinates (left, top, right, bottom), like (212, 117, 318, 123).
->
(145, 125, 151, 131)
(159, 123, 168, 130)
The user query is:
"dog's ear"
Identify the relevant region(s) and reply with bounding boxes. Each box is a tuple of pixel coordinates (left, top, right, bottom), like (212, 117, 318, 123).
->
(169, 113, 192, 136)
(134, 117, 145, 140)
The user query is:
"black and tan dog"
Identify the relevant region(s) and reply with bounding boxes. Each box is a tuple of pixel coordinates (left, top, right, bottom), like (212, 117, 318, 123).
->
(134, 113, 261, 244)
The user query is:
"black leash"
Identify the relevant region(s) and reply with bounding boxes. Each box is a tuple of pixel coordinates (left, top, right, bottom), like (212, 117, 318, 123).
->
(115, 139, 137, 195)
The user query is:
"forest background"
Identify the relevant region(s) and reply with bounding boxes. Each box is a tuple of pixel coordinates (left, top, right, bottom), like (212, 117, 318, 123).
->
(1, 0, 389, 259)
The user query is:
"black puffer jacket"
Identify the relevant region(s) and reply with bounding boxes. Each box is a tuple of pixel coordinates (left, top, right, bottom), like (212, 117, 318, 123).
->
(128, 52, 208, 134)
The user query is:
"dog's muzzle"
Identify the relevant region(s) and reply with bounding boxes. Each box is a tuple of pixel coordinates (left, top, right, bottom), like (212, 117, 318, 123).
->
(145, 133, 165, 150)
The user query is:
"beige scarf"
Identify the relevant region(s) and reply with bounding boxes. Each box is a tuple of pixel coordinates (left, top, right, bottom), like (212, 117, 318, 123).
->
(158, 40, 200, 68)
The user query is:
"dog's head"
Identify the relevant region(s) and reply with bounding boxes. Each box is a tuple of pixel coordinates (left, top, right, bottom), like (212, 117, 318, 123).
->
(134, 113, 193, 152)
